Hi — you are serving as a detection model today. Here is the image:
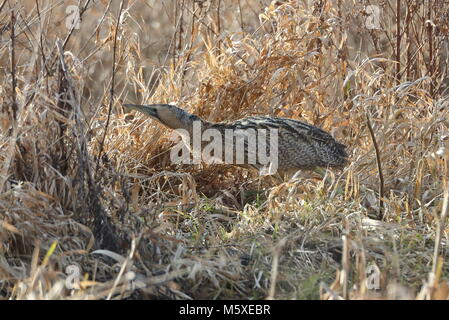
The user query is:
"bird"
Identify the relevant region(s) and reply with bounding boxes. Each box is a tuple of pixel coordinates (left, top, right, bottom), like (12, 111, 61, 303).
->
(123, 103, 348, 176)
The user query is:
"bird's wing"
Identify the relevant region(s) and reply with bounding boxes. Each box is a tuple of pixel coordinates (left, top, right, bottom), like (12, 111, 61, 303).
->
(232, 116, 348, 158)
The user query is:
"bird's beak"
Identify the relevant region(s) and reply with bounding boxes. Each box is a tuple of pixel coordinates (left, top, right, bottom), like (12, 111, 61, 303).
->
(123, 104, 159, 120)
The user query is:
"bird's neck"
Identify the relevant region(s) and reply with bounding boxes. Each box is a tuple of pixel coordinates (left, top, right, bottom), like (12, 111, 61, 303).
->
(161, 115, 210, 135)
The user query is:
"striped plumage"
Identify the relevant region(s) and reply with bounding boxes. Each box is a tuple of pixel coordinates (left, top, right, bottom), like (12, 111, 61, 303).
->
(227, 116, 348, 170)
(123, 103, 348, 174)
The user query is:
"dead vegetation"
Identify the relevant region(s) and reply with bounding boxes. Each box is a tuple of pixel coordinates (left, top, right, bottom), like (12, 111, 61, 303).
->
(0, 0, 448, 300)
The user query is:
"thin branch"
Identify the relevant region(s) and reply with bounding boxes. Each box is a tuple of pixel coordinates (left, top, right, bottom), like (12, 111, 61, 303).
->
(10, 9, 17, 122)
(180, 1, 254, 69)
(396, 0, 402, 84)
(0, 0, 7, 15)
(44, 0, 93, 77)
(431, 185, 449, 275)
(366, 113, 385, 220)
(237, 0, 244, 32)
(426, 1, 434, 96)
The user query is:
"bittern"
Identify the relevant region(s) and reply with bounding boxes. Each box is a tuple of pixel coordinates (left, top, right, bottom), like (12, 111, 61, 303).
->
(123, 103, 348, 175)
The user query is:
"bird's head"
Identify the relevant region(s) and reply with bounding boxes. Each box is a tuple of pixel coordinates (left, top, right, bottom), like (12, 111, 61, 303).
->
(123, 103, 203, 131)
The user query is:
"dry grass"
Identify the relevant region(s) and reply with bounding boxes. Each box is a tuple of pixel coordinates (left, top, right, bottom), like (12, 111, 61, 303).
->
(0, 0, 448, 300)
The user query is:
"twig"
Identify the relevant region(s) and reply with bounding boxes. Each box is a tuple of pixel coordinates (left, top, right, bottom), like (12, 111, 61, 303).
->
(216, 0, 221, 35)
(341, 233, 349, 299)
(178, 0, 184, 57)
(425, 183, 449, 299)
(44, 0, 93, 77)
(267, 237, 287, 300)
(172, 0, 178, 69)
(0, 0, 7, 14)
(237, 0, 244, 32)
(96, 0, 126, 175)
(431, 185, 449, 276)
(426, 1, 434, 96)
(56, 39, 123, 252)
(10, 9, 17, 122)
(179, 1, 254, 69)
(366, 113, 385, 220)
(395, 0, 401, 84)
(106, 235, 140, 300)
